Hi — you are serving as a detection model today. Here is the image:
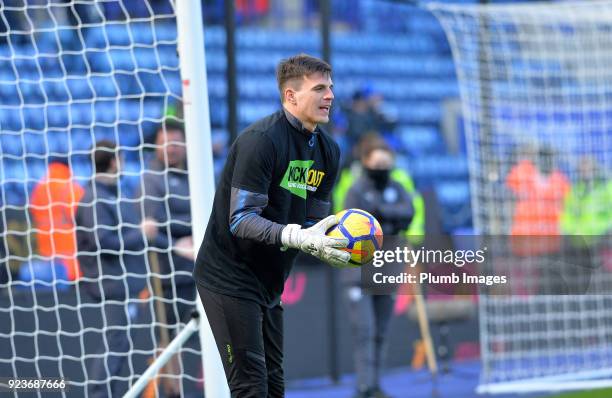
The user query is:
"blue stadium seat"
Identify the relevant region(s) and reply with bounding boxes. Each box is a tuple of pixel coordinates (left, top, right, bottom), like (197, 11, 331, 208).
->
(209, 103, 228, 127)
(2, 181, 27, 206)
(94, 102, 118, 124)
(34, 31, 60, 53)
(118, 101, 141, 122)
(117, 124, 141, 147)
(142, 98, 163, 120)
(19, 80, 45, 104)
(23, 106, 45, 131)
(22, 132, 47, 155)
(393, 101, 442, 124)
(42, 80, 69, 102)
(238, 76, 277, 100)
(70, 103, 94, 126)
(56, 28, 81, 50)
(138, 71, 165, 94)
(114, 73, 141, 96)
(205, 50, 226, 73)
(134, 47, 160, 70)
(0, 107, 21, 131)
(165, 74, 181, 96)
(131, 22, 155, 45)
(0, 83, 21, 106)
(2, 159, 26, 180)
(0, 134, 23, 157)
(398, 126, 445, 155)
(153, 22, 178, 43)
(237, 51, 278, 73)
(93, 126, 115, 142)
(45, 131, 70, 155)
(66, 78, 93, 101)
(435, 181, 472, 232)
(436, 182, 470, 206)
(72, 162, 93, 181)
(12, 57, 38, 74)
(239, 101, 277, 125)
(61, 53, 88, 74)
(39, 56, 65, 79)
(1, 111, 17, 133)
(0, 64, 15, 80)
(105, 24, 132, 46)
(90, 75, 119, 98)
(406, 154, 469, 183)
(27, 159, 47, 182)
(207, 75, 226, 98)
(84, 25, 107, 49)
(109, 49, 137, 71)
(46, 105, 70, 129)
(159, 48, 179, 68)
(86, 51, 112, 73)
(70, 129, 95, 152)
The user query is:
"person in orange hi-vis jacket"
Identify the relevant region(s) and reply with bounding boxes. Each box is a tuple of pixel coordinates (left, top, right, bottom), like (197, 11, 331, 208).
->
(30, 158, 85, 280)
(506, 146, 571, 257)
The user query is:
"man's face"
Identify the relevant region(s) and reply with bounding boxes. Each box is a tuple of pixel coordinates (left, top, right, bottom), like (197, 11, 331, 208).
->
(106, 153, 122, 179)
(289, 72, 334, 131)
(156, 129, 186, 168)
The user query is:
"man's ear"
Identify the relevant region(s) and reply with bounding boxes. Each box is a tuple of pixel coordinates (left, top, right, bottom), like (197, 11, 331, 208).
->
(285, 88, 296, 105)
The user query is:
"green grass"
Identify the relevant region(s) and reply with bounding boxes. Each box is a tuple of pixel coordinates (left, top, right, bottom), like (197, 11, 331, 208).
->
(543, 388, 612, 398)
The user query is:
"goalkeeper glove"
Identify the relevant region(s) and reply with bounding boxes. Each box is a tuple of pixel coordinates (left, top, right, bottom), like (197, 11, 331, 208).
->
(281, 215, 351, 268)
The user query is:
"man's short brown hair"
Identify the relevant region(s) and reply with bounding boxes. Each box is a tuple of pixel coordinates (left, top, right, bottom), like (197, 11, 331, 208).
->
(93, 140, 118, 174)
(276, 54, 332, 102)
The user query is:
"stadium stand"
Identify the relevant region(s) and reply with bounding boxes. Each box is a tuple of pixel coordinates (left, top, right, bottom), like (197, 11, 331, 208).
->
(0, 4, 471, 239)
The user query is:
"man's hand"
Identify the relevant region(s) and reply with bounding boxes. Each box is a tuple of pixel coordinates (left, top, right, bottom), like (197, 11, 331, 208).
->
(141, 217, 158, 241)
(173, 236, 195, 261)
(281, 215, 351, 268)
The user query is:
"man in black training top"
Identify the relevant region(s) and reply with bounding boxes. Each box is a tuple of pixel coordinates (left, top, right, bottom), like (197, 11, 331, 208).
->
(193, 54, 350, 397)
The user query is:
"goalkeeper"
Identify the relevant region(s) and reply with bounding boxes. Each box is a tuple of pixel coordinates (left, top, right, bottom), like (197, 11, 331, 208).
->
(193, 53, 350, 397)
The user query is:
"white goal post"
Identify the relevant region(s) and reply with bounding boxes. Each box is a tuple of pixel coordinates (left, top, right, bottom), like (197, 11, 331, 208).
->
(0, 1, 228, 397)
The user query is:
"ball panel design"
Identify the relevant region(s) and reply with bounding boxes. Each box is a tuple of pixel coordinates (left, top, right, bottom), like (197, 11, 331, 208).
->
(326, 208, 384, 265)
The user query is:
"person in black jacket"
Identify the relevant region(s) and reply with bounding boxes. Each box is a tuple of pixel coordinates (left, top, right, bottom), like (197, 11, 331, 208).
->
(141, 119, 195, 330)
(193, 54, 350, 397)
(76, 140, 158, 398)
(140, 120, 195, 395)
(342, 138, 414, 398)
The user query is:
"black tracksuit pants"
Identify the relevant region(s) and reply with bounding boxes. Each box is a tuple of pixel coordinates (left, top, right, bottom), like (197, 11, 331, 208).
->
(197, 284, 284, 397)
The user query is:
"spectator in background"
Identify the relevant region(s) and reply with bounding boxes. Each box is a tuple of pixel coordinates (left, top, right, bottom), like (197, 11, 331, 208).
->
(141, 119, 196, 337)
(342, 86, 397, 158)
(341, 139, 415, 398)
(561, 155, 612, 239)
(558, 155, 612, 293)
(30, 156, 84, 281)
(76, 140, 158, 398)
(334, 133, 425, 245)
(506, 146, 570, 256)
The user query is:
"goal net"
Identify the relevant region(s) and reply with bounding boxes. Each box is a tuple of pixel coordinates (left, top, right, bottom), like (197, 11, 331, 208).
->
(0, 2, 205, 396)
(428, 0, 612, 394)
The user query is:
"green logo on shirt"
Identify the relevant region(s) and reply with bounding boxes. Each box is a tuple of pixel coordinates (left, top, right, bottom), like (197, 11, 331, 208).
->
(280, 159, 325, 199)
